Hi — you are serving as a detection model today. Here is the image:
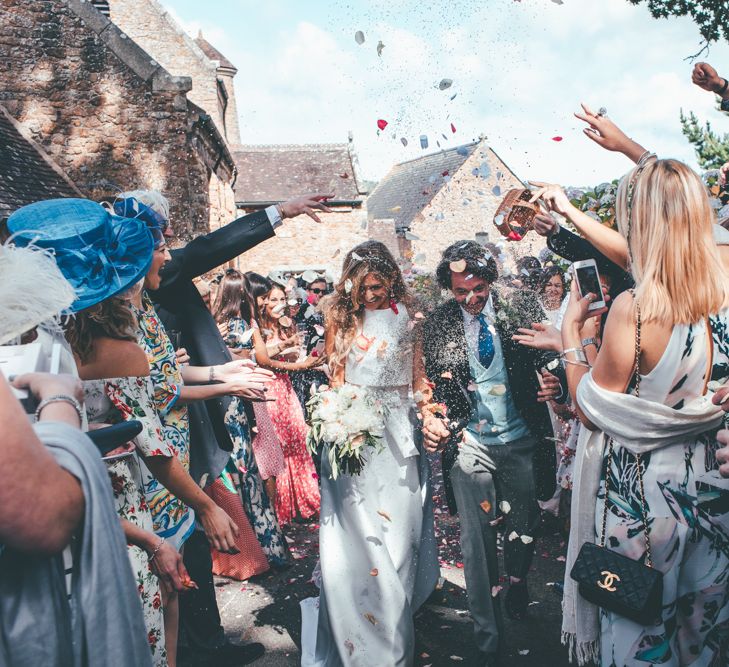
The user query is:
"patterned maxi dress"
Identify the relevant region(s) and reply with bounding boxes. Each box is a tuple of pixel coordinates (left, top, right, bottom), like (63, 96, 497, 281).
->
(220, 316, 285, 479)
(597, 310, 729, 667)
(131, 293, 196, 550)
(266, 334, 321, 526)
(84, 377, 168, 667)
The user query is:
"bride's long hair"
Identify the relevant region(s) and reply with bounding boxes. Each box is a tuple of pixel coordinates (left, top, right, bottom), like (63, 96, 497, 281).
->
(321, 241, 409, 370)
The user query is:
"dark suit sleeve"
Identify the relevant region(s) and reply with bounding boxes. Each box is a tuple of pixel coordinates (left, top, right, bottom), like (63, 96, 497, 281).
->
(160, 210, 275, 288)
(548, 226, 622, 278)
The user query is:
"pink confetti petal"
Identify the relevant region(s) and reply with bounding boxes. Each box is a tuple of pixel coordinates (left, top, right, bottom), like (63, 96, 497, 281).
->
(377, 119, 388, 131)
(552, 136, 563, 142)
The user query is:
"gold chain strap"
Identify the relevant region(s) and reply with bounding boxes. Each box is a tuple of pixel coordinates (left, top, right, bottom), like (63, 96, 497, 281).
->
(599, 294, 653, 568)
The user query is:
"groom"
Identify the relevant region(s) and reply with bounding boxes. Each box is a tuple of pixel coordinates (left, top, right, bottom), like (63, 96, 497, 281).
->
(420, 241, 559, 663)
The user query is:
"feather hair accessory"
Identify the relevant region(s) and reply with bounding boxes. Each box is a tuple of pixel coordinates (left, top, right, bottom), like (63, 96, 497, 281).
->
(0, 242, 76, 345)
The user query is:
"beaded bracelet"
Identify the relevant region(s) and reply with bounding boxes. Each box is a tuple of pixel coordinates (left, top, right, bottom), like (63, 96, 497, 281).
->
(34, 394, 83, 424)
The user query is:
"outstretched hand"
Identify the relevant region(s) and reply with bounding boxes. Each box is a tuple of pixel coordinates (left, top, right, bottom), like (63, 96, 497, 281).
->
(280, 193, 335, 223)
(573, 103, 632, 153)
(512, 322, 563, 353)
(528, 181, 573, 217)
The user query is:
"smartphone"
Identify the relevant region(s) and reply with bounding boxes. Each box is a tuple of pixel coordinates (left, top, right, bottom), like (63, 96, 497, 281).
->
(572, 259, 606, 311)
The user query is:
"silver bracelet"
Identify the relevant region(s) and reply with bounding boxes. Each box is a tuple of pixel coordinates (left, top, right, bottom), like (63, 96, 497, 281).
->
(209, 365, 217, 382)
(148, 538, 165, 562)
(562, 347, 587, 363)
(581, 337, 598, 349)
(563, 359, 591, 368)
(34, 394, 83, 423)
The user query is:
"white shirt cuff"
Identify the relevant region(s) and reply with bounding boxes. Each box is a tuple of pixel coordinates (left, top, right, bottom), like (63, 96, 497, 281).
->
(265, 205, 283, 230)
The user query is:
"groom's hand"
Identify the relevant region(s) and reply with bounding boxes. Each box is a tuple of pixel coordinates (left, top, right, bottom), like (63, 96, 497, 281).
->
(422, 416, 450, 452)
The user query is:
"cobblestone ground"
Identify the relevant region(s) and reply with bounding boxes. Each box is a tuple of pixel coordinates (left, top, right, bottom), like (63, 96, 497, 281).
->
(217, 455, 573, 666)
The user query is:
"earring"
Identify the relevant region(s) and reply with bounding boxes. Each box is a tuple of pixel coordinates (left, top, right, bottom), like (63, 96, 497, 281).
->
(389, 291, 398, 315)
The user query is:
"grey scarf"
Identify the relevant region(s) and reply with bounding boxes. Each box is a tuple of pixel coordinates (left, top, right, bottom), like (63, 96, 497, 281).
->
(0, 422, 153, 667)
(561, 373, 723, 665)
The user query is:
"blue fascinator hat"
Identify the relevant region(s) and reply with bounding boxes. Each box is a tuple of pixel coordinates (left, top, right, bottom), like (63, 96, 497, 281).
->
(6, 198, 154, 313)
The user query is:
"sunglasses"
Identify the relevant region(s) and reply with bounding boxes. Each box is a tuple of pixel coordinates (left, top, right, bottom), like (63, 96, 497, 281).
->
(308, 288, 325, 295)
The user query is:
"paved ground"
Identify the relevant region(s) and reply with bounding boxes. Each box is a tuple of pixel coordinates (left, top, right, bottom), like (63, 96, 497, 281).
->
(217, 455, 573, 666)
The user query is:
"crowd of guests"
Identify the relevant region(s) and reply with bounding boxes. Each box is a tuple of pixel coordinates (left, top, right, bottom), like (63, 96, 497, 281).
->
(0, 61, 728, 667)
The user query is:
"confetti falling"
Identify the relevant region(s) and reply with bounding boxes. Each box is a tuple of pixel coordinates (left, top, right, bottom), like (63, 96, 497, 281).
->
(449, 259, 467, 273)
(376, 40, 385, 56)
(479, 500, 492, 513)
(499, 500, 511, 514)
(377, 509, 392, 522)
(377, 119, 388, 131)
(354, 30, 365, 45)
(552, 136, 563, 142)
(344, 279, 353, 294)
(438, 78, 453, 90)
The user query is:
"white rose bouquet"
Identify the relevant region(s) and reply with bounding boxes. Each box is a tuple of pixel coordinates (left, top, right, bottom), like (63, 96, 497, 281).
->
(306, 384, 388, 479)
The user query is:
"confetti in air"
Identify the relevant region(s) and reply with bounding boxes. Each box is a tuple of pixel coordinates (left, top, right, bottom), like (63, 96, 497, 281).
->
(355, 30, 365, 45)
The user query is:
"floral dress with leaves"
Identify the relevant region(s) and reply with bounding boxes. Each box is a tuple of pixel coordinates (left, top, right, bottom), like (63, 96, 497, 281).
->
(84, 378, 167, 667)
(597, 311, 729, 667)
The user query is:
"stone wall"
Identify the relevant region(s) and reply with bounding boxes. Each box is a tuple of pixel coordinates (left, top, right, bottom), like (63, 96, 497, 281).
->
(232, 207, 369, 279)
(108, 0, 225, 138)
(408, 147, 546, 271)
(0, 0, 228, 238)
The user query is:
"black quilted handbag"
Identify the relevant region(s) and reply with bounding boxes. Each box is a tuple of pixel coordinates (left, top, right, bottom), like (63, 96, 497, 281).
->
(569, 297, 664, 625)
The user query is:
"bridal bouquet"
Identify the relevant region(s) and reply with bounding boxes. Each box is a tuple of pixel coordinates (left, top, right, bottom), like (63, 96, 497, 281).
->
(306, 384, 388, 479)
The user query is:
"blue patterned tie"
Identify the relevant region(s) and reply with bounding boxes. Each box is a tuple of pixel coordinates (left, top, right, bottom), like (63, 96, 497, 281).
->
(476, 313, 495, 368)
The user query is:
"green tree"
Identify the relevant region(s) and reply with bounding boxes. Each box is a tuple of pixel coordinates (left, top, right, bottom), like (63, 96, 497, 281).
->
(680, 109, 729, 169)
(627, 1, 729, 51)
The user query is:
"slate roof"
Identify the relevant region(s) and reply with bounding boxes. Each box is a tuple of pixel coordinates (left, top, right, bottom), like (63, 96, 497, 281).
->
(365, 142, 487, 230)
(233, 143, 364, 205)
(194, 32, 237, 72)
(0, 106, 81, 219)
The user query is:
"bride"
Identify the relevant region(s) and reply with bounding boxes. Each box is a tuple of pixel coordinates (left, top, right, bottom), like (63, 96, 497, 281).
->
(300, 241, 439, 666)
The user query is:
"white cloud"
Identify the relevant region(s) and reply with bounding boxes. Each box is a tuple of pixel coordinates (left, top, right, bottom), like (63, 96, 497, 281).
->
(164, 0, 729, 187)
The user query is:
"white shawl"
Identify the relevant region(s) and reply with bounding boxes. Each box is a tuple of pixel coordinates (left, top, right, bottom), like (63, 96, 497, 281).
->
(561, 372, 724, 665)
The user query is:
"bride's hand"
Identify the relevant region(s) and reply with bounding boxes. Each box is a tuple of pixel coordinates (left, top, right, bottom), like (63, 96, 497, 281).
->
(422, 416, 450, 452)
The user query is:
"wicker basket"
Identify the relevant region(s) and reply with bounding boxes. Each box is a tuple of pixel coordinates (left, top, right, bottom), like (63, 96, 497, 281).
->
(493, 189, 539, 241)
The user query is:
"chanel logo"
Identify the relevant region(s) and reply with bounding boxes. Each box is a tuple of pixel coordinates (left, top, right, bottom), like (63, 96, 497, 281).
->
(597, 570, 620, 592)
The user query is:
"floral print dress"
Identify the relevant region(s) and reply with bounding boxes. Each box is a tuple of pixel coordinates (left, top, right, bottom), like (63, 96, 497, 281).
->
(84, 378, 167, 667)
(597, 311, 729, 667)
(221, 317, 285, 479)
(224, 398, 289, 567)
(131, 293, 196, 550)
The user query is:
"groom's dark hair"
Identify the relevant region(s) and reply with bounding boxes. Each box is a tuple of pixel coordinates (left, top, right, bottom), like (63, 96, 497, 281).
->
(436, 240, 499, 289)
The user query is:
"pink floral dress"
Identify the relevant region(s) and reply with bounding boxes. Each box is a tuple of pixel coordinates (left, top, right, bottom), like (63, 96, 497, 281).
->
(265, 335, 320, 525)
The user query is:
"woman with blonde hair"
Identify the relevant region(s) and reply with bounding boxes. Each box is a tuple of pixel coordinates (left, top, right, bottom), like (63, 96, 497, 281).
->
(533, 158, 729, 666)
(300, 240, 438, 666)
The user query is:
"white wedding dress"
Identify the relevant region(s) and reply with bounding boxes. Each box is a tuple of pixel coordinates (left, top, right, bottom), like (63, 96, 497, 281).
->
(300, 304, 439, 666)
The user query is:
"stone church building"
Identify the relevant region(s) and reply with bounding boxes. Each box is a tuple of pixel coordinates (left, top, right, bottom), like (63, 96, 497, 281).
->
(0, 0, 237, 238)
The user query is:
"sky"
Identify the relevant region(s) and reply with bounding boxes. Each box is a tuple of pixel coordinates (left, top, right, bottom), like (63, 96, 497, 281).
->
(163, 0, 729, 186)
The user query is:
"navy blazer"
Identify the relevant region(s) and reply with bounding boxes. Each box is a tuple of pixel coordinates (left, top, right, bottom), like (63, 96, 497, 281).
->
(151, 210, 275, 486)
(422, 293, 560, 511)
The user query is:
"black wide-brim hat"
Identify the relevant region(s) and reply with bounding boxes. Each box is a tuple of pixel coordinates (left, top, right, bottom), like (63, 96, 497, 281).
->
(7, 198, 154, 312)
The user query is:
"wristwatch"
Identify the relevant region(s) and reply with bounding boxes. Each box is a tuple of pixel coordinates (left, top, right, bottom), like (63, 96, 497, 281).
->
(581, 337, 598, 349)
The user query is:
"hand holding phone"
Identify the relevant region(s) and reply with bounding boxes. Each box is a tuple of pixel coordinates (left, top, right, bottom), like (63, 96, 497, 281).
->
(572, 259, 606, 311)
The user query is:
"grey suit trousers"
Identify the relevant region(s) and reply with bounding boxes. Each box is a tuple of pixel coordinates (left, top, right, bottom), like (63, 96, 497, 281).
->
(450, 434, 540, 656)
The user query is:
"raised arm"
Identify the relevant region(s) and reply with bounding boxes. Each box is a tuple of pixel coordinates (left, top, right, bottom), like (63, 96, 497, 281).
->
(160, 194, 334, 286)
(530, 182, 630, 270)
(252, 328, 323, 373)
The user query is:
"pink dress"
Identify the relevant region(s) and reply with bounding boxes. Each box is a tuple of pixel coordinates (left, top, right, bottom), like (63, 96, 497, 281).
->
(265, 340, 320, 525)
(251, 401, 285, 480)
